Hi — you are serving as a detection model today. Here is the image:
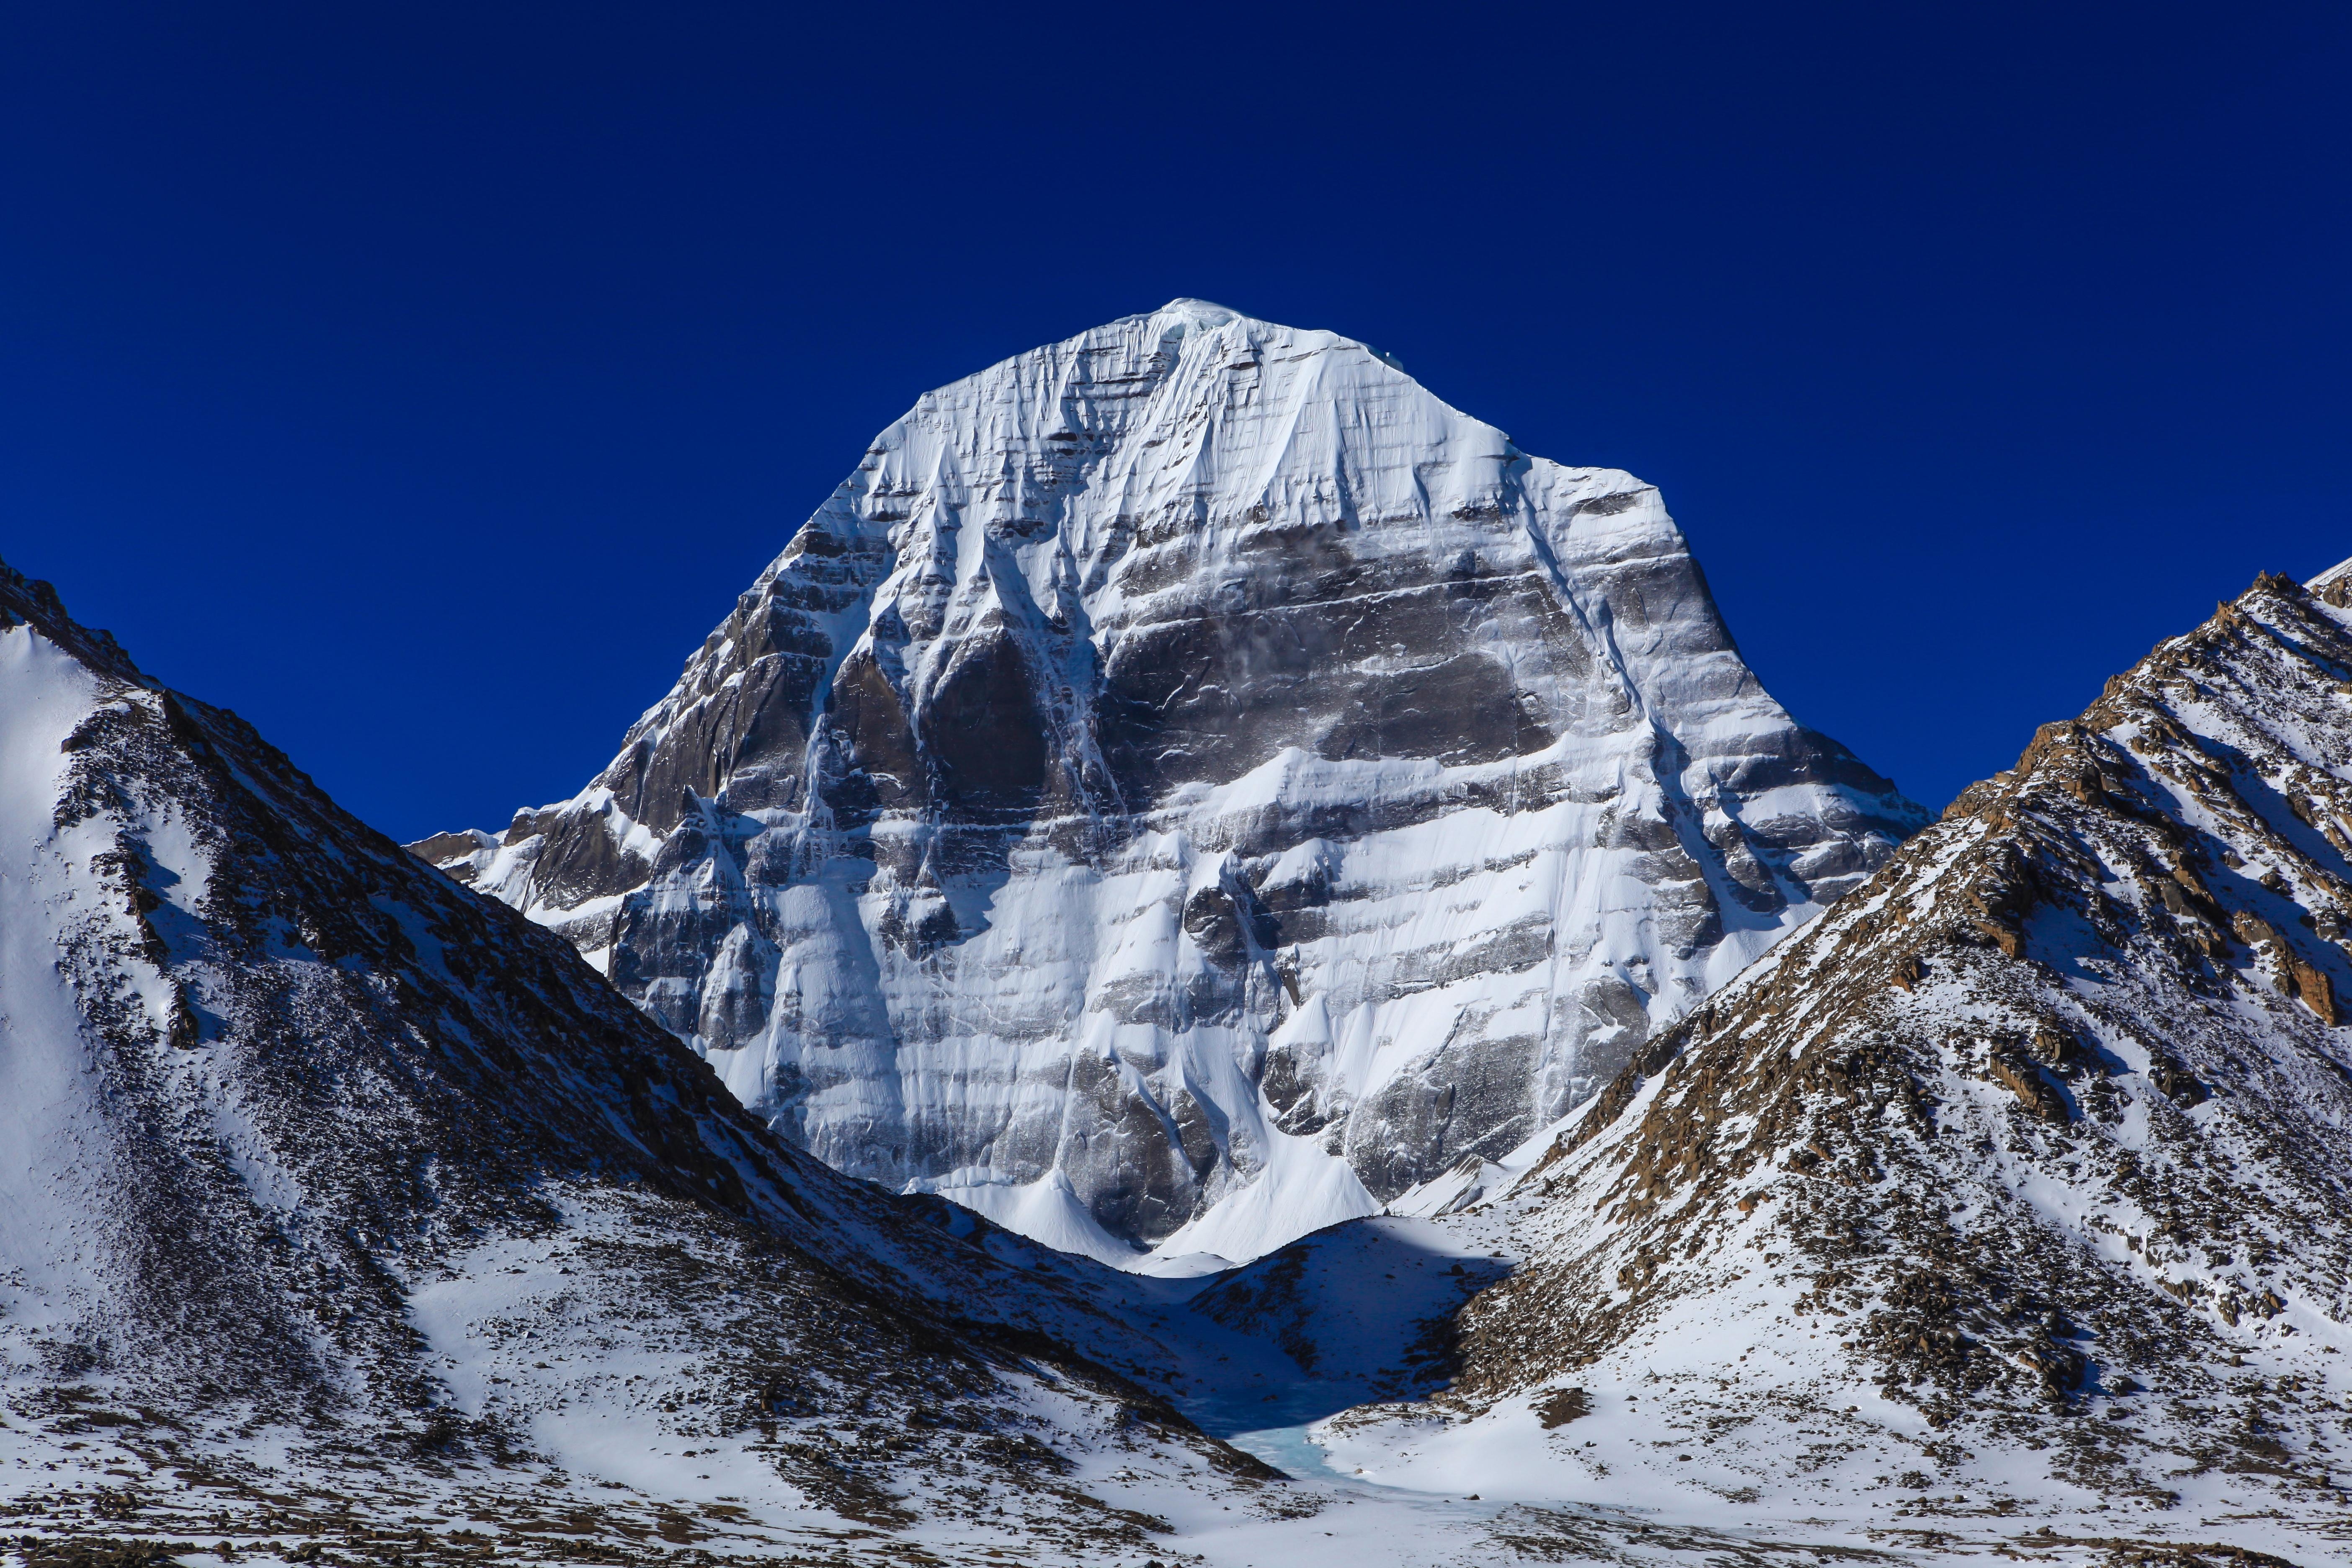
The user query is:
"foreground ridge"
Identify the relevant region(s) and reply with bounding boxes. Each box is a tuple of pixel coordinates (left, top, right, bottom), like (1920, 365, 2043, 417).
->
(0, 557, 1293, 1565)
(419, 299, 1923, 1264)
(1315, 566, 2352, 1559)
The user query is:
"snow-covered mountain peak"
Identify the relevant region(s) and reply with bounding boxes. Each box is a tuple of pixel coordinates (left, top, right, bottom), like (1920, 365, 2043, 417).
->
(421, 304, 1926, 1265)
(1150, 295, 1243, 329)
(2310, 551, 2352, 593)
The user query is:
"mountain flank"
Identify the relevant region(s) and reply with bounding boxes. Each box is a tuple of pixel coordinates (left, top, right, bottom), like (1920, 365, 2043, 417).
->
(0, 556, 1291, 1565)
(1303, 566, 2352, 1564)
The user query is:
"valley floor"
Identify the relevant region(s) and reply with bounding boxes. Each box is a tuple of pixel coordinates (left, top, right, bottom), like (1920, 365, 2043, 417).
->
(11, 1204, 2344, 1568)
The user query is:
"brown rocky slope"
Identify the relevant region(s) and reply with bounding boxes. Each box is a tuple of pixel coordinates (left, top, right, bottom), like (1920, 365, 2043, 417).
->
(1359, 567, 2352, 1550)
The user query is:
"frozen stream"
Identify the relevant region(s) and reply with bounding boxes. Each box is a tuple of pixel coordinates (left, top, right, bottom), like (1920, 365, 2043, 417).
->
(1224, 1416, 1348, 1483)
(1142, 1213, 1523, 1491)
(1179, 1379, 1356, 1483)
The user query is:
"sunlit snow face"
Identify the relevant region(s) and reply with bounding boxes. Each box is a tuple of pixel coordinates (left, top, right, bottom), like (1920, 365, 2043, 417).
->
(434, 302, 1924, 1266)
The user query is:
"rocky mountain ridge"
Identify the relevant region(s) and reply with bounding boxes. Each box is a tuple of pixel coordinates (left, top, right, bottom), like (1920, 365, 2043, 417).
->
(0, 556, 1297, 1563)
(1300, 564, 2352, 1563)
(419, 299, 1925, 1264)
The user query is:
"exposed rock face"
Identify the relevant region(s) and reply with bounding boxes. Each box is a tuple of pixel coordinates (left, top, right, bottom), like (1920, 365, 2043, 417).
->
(0, 557, 1267, 1553)
(1417, 566, 2352, 1529)
(422, 301, 1924, 1263)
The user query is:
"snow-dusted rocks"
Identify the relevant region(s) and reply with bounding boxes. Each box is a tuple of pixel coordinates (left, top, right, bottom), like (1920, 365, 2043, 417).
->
(0, 558, 1286, 1559)
(1349, 567, 2352, 1560)
(423, 301, 1924, 1264)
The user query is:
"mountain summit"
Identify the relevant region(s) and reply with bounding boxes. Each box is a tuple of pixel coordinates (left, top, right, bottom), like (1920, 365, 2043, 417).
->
(420, 302, 1925, 1263)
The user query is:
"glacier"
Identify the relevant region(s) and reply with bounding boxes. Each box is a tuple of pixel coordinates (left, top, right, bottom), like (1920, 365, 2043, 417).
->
(420, 299, 1926, 1264)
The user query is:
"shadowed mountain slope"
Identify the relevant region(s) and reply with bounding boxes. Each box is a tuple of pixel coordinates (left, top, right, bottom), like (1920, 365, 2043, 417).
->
(0, 557, 1287, 1563)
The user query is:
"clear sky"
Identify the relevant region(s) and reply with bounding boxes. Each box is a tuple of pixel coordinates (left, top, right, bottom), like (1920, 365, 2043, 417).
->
(3, 4, 2346, 840)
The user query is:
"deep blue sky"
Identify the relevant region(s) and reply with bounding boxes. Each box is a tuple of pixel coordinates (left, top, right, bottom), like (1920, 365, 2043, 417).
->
(3, 4, 2346, 838)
